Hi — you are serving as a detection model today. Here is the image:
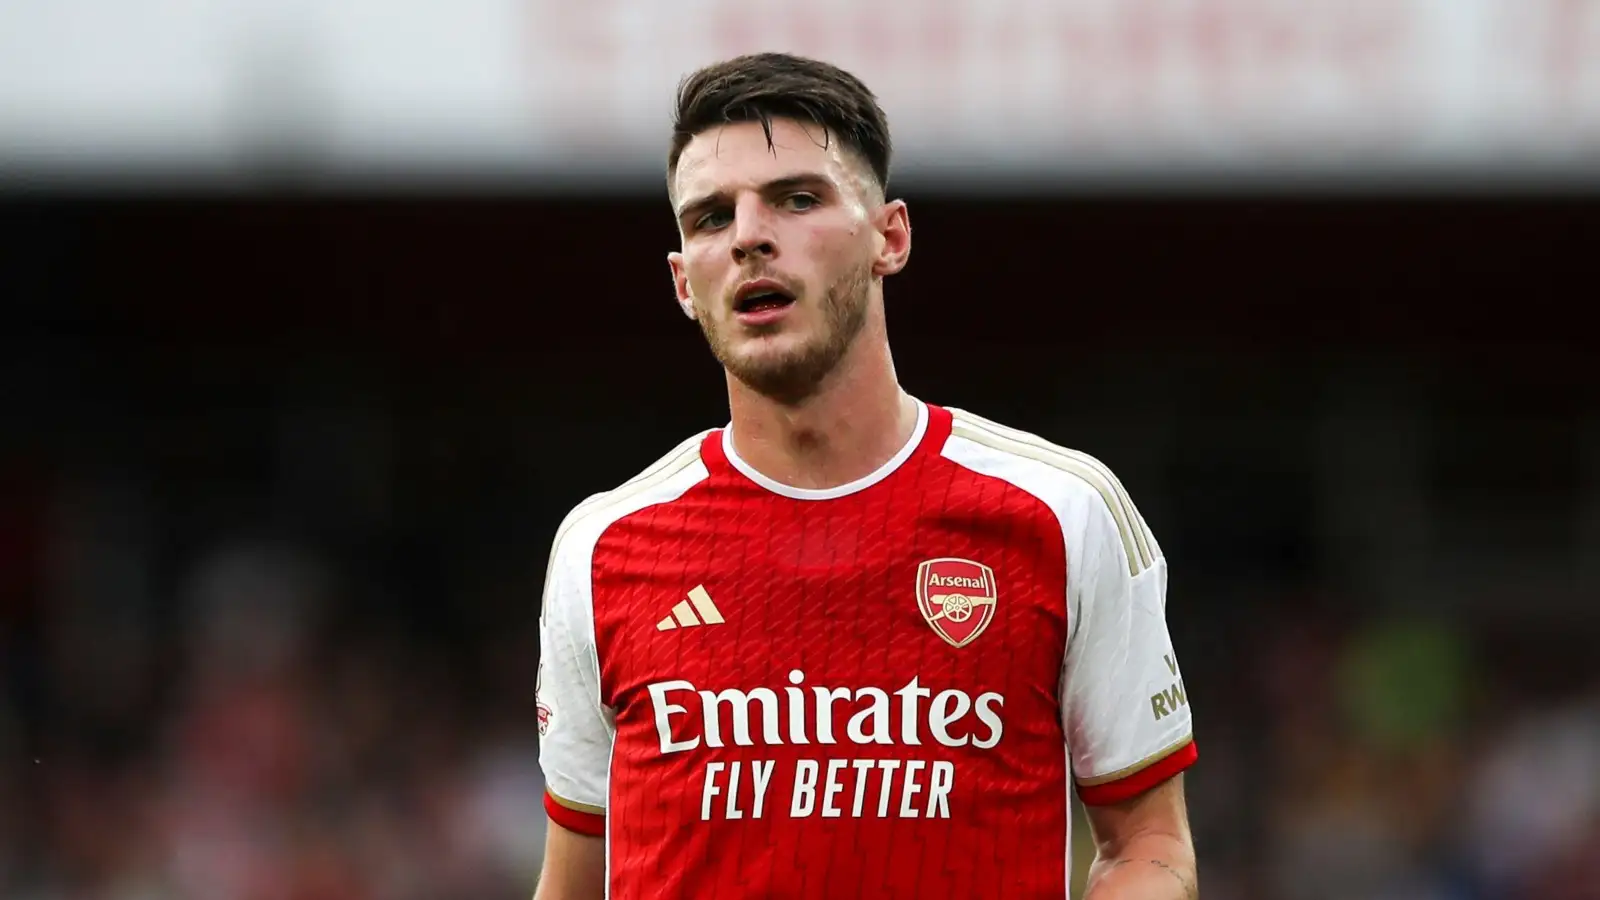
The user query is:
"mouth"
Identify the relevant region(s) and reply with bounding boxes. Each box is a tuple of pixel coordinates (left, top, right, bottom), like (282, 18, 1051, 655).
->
(733, 280, 797, 317)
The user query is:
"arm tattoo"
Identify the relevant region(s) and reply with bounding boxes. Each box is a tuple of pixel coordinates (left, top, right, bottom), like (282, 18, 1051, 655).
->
(1148, 858, 1198, 899)
(1104, 858, 1198, 899)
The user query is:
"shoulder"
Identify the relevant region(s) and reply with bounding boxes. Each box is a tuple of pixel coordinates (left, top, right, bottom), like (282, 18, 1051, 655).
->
(545, 428, 715, 572)
(940, 406, 1159, 577)
(940, 406, 1131, 514)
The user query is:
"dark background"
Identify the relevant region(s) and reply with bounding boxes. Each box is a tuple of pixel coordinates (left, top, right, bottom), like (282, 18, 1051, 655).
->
(3, 193, 1597, 899)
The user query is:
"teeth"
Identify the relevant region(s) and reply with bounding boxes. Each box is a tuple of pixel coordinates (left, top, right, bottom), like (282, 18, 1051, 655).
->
(740, 289, 787, 310)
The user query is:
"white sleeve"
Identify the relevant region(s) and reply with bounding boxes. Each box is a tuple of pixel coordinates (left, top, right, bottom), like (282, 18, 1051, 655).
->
(1059, 488, 1196, 805)
(536, 511, 615, 833)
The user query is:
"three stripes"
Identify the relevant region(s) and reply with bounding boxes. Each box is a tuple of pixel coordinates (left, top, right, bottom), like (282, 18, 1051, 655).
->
(656, 585, 725, 631)
(949, 408, 1158, 578)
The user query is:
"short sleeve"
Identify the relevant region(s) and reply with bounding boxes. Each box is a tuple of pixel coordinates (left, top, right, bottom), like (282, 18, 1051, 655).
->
(537, 515, 615, 836)
(1059, 490, 1196, 806)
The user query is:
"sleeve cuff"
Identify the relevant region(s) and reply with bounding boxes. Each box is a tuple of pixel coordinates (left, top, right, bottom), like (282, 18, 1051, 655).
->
(544, 789, 607, 836)
(1075, 737, 1198, 806)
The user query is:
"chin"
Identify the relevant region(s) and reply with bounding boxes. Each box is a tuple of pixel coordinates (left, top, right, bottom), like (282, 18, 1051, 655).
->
(728, 349, 803, 385)
(729, 329, 808, 361)
(726, 342, 842, 403)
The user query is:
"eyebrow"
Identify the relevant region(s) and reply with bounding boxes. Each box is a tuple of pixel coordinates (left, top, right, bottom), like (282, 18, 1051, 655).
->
(674, 173, 834, 225)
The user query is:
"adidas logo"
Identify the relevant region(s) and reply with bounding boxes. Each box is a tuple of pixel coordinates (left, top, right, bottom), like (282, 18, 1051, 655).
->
(656, 585, 725, 631)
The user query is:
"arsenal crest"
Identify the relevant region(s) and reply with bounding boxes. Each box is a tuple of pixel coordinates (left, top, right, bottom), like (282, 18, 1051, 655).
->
(916, 558, 998, 648)
(535, 661, 554, 737)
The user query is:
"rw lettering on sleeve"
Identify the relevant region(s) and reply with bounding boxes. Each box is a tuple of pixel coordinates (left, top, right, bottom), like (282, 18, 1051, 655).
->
(1150, 653, 1188, 721)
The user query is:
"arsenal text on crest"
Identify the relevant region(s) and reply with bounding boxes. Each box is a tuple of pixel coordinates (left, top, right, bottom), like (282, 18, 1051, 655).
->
(915, 558, 998, 649)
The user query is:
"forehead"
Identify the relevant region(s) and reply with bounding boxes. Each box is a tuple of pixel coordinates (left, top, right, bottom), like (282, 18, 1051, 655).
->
(672, 118, 863, 202)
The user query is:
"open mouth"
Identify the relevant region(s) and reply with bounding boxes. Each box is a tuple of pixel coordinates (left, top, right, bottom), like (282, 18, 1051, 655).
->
(737, 291, 794, 313)
(734, 281, 796, 315)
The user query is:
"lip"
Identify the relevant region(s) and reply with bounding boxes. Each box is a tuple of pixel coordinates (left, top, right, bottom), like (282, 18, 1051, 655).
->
(733, 278, 793, 308)
(732, 277, 797, 327)
(736, 304, 793, 326)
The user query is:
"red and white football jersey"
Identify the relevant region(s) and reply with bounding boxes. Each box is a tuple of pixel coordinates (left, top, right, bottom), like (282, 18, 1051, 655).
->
(536, 401, 1196, 899)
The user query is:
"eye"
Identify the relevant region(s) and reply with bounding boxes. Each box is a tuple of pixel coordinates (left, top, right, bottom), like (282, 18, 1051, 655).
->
(782, 193, 820, 211)
(694, 208, 733, 231)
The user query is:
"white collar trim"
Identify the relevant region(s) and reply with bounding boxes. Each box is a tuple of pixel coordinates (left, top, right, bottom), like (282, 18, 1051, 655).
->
(722, 398, 928, 501)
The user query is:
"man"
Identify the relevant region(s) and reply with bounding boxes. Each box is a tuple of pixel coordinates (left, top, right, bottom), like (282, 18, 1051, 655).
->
(534, 52, 1198, 899)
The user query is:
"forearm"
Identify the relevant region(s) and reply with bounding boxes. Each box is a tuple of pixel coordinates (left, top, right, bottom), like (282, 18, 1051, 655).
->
(1083, 831, 1198, 900)
(533, 821, 606, 900)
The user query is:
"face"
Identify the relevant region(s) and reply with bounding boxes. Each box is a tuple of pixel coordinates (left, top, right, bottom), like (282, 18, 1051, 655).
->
(667, 118, 910, 402)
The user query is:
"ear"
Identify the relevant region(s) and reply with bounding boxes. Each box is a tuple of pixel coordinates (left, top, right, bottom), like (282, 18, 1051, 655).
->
(667, 251, 697, 319)
(872, 199, 911, 277)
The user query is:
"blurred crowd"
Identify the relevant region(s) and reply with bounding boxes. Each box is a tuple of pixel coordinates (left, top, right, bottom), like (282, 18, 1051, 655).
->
(2, 524, 551, 900)
(1190, 614, 1600, 900)
(5, 465, 1597, 900)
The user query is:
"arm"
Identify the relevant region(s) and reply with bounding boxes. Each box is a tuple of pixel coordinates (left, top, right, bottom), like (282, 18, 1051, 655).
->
(1083, 775, 1198, 900)
(534, 821, 606, 900)
(532, 504, 616, 899)
(1056, 470, 1199, 897)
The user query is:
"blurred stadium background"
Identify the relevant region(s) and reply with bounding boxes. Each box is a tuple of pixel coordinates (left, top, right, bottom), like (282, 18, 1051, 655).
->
(3, 2, 1598, 898)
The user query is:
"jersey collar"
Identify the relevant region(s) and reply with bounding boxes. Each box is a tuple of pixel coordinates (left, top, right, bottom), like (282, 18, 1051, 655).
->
(720, 398, 930, 501)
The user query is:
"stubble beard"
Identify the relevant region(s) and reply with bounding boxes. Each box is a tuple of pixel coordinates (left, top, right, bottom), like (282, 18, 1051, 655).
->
(697, 260, 873, 405)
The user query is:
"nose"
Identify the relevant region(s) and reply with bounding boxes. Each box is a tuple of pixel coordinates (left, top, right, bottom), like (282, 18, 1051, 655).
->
(730, 196, 777, 263)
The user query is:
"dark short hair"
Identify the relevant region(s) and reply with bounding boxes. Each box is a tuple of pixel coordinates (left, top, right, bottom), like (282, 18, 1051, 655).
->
(668, 52, 892, 196)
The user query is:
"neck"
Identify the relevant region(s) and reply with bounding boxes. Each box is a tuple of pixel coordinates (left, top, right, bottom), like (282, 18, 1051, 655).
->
(724, 318, 918, 491)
